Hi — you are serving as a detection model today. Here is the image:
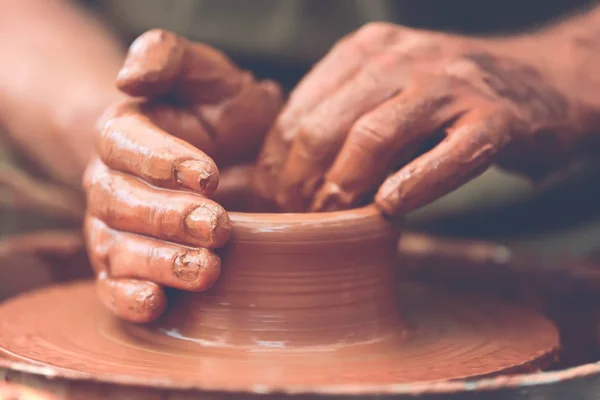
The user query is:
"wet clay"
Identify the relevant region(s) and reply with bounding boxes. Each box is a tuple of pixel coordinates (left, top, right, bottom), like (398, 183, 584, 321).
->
(0, 206, 559, 392)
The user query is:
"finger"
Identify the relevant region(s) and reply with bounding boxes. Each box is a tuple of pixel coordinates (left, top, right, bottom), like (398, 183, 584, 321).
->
(311, 86, 457, 211)
(96, 272, 167, 323)
(117, 29, 246, 104)
(116, 29, 186, 98)
(87, 163, 231, 248)
(86, 216, 220, 291)
(275, 58, 405, 211)
(375, 109, 511, 215)
(253, 23, 400, 201)
(84, 216, 167, 323)
(99, 104, 219, 195)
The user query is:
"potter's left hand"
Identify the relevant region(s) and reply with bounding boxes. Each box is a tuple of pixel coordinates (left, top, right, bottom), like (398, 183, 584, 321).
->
(84, 30, 282, 323)
(254, 23, 599, 214)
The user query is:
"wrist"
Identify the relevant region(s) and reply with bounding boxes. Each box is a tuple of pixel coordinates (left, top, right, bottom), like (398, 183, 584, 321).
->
(479, 31, 600, 144)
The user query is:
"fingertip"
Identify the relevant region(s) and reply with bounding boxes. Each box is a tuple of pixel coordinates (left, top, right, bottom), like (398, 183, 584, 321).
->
(117, 29, 186, 98)
(187, 249, 222, 292)
(97, 277, 167, 323)
(374, 177, 406, 216)
(310, 182, 353, 212)
(132, 283, 168, 323)
(175, 159, 220, 195)
(183, 203, 231, 248)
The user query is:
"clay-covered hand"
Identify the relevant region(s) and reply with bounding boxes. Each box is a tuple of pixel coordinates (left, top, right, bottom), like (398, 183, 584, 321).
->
(83, 29, 282, 323)
(254, 23, 598, 214)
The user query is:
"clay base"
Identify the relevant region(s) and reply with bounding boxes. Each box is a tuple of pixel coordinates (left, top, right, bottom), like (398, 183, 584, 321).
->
(0, 281, 558, 393)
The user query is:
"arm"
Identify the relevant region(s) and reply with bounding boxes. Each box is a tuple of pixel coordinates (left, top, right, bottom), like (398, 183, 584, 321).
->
(0, 0, 124, 188)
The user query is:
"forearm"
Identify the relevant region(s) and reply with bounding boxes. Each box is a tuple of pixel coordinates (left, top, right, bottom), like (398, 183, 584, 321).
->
(0, 0, 124, 188)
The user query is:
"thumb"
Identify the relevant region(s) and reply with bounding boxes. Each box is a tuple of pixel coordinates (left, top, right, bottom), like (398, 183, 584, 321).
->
(116, 29, 245, 104)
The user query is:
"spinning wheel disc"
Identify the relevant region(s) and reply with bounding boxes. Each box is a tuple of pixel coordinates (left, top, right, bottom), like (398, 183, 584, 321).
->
(0, 281, 558, 393)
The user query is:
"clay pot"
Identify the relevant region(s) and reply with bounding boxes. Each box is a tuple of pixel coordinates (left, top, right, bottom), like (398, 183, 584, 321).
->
(134, 204, 404, 349)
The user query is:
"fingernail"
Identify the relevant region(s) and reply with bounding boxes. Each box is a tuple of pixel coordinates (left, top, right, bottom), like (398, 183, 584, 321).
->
(176, 159, 219, 195)
(174, 249, 220, 291)
(173, 252, 200, 283)
(184, 205, 231, 247)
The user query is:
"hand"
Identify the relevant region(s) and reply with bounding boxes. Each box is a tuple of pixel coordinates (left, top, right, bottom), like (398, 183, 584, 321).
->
(254, 23, 597, 215)
(83, 29, 282, 323)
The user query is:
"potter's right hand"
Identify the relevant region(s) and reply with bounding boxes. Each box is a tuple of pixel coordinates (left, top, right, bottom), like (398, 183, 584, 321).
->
(83, 30, 282, 323)
(254, 23, 600, 215)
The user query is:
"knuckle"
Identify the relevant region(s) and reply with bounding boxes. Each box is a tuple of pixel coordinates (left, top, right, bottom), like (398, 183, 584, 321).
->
(96, 101, 134, 134)
(391, 32, 439, 56)
(341, 22, 399, 53)
(350, 119, 390, 149)
(445, 58, 485, 84)
(355, 22, 398, 42)
(368, 50, 406, 73)
(294, 122, 338, 162)
(295, 122, 328, 154)
(146, 201, 163, 233)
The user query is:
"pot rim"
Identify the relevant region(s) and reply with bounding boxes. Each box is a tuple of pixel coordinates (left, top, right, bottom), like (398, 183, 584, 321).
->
(225, 203, 400, 241)
(228, 203, 379, 222)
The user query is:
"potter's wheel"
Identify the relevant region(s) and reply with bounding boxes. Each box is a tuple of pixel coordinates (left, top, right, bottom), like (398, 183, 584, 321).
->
(0, 281, 558, 393)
